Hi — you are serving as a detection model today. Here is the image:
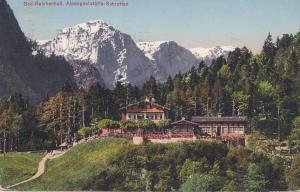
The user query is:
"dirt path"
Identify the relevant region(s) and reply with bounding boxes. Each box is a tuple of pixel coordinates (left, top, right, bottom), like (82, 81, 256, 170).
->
(0, 186, 7, 191)
(6, 150, 66, 189)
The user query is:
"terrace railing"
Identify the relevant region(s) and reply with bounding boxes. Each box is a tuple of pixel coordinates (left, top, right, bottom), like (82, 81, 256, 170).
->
(98, 128, 245, 141)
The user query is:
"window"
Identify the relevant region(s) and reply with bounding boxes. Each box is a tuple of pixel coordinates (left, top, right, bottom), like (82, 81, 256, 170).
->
(147, 114, 154, 120)
(137, 114, 144, 119)
(223, 127, 228, 133)
(156, 114, 160, 120)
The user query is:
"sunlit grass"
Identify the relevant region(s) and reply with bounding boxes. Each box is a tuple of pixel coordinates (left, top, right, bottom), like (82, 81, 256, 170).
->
(16, 138, 130, 190)
(0, 152, 43, 187)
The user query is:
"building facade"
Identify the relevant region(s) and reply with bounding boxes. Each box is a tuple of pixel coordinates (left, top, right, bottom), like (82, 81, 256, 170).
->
(191, 115, 247, 137)
(169, 118, 198, 133)
(120, 98, 169, 123)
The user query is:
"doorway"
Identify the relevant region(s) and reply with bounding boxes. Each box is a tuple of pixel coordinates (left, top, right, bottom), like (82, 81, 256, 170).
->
(217, 127, 221, 136)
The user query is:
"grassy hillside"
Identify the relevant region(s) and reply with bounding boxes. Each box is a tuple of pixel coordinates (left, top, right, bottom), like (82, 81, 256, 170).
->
(16, 138, 129, 190)
(0, 152, 43, 187)
(15, 138, 229, 191)
(12, 138, 288, 191)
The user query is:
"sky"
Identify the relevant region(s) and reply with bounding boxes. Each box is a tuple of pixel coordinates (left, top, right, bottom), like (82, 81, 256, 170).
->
(7, 0, 300, 53)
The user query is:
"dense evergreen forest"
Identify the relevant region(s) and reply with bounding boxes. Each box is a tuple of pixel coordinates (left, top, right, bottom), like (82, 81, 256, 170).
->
(1, 31, 299, 151)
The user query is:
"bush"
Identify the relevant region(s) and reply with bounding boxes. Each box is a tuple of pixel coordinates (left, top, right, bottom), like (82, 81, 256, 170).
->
(243, 163, 266, 191)
(90, 118, 101, 132)
(181, 173, 221, 192)
(78, 127, 93, 137)
(157, 119, 172, 130)
(98, 119, 120, 129)
(137, 119, 156, 130)
(286, 154, 300, 190)
(120, 120, 138, 131)
(288, 116, 300, 146)
(179, 158, 209, 182)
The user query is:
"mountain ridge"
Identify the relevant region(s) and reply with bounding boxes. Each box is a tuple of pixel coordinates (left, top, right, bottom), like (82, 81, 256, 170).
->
(38, 20, 157, 89)
(38, 20, 235, 89)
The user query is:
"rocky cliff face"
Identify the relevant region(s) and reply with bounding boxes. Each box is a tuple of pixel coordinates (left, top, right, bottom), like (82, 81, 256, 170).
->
(38, 20, 235, 88)
(137, 41, 199, 81)
(38, 21, 156, 89)
(0, 0, 75, 104)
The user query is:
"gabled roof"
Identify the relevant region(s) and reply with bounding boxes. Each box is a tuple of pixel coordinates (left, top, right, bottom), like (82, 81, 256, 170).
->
(171, 119, 198, 126)
(120, 100, 170, 111)
(191, 116, 247, 123)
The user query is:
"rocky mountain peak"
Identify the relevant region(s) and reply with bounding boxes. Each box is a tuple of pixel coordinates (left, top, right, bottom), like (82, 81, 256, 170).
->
(38, 21, 156, 89)
(38, 20, 235, 89)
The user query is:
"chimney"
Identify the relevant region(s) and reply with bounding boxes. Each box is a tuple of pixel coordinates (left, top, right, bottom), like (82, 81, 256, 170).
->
(217, 113, 222, 118)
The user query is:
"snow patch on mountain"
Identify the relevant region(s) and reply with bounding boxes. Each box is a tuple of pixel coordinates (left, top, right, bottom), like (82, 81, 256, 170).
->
(137, 41, 168, 60)
(38, 20, 156, 89)
(38, 20, 235, 89)
(38, 20, 113, 64)
(137, 41, 199, 81)
(190, 46, 235, 64)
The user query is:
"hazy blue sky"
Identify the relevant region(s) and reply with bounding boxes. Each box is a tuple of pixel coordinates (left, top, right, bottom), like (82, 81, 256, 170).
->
(7, 0, 300, 53)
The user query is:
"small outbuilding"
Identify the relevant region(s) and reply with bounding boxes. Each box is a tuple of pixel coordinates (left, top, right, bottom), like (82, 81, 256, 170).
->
(168, 118, 198, 133)
(191, 114, 247, 137)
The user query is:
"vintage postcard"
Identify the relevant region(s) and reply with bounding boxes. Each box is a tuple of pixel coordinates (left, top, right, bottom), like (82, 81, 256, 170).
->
(0, 0, 300, 191)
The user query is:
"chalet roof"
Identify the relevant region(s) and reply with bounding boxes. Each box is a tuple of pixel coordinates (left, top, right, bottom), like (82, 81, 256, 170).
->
(171, 119, 198, 126)
(191, 116, 247, 123)
(127, 108, 166, 113)
(120, 100, 170, 111)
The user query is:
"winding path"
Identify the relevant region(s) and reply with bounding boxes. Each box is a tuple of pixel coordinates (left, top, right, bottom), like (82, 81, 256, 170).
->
(1, 139, 90, 191)
(6, 150, 66, 189)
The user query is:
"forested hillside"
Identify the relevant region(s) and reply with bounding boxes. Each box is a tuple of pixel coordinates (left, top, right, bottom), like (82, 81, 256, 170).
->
(0, 0, 75, 105)
(0, 31, 299, 151)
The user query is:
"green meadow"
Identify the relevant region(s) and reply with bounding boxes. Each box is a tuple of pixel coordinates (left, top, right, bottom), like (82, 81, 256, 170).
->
(0, 152, 43, 187)
(15, 138, 129, 190)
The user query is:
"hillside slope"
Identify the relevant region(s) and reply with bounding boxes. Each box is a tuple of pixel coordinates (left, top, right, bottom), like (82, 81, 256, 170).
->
(0, 0, 75, 104)
(16, 138, 129, 190)
(15, 138, 228, 191)
(0, 152, 43, 187)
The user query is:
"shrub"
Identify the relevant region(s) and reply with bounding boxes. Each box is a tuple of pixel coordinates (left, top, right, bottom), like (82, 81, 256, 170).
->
(90, 118, 101, 132)
(137, 119, 156, 130)
(98, 119, 120, 129)
(157, 119, 172, 130)
(288, 116, 300, 146)
(286, 154, 300, 190)
(179, 158, 210, 182)
(78, 127, 93, 137)
(120, 120, 138, 131)
(181, 173, 221, 192)
(243, 163, 266, 191)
